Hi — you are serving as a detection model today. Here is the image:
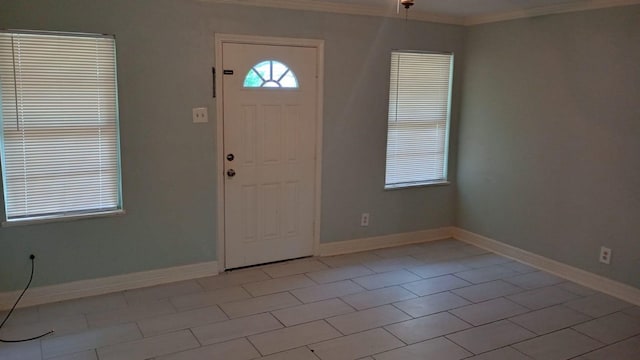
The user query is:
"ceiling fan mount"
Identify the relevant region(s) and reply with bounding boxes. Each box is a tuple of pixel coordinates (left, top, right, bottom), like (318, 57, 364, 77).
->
(400, 0, 415, 9)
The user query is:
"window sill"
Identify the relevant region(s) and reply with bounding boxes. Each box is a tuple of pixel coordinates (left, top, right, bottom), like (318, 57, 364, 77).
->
(2, 209, 126, 227)
(384, 180, 451, 190)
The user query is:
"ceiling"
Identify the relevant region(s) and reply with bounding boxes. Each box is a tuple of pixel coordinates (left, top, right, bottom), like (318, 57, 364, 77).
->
(204, 0, 640, 25)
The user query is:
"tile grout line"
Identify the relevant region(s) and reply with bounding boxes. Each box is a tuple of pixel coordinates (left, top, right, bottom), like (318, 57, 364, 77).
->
(569, 310, 640, 345)
(187, 327, 202, 347)
(444, 334, 477, 357)
(244, 335, 263, 357)
(564, 333, 639, 360)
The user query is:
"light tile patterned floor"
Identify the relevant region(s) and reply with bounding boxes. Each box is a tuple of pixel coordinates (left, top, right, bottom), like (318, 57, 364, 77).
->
(1, 238, 639, 360)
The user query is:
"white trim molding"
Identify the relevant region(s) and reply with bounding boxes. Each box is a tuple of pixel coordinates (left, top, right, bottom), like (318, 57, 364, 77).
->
(0, 261, 218, 310)
(214, 33, 325, 271)
(198, 0, 640, 26)
(319, 227, 454, 257)
(3, 226, 639, 309)
(452, 228, 640, 306)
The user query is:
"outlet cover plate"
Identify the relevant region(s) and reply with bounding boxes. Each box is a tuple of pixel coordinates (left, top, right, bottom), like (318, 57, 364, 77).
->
(360, 213, 370, 227)
(192, 107, 208, 123)
(599, 246, 611, 265)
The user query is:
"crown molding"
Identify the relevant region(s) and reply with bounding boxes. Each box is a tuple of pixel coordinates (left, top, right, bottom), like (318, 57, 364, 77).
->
(464, 0, 640, 25)
(199, 0, 640, 26)
(197, 0, 465, 25)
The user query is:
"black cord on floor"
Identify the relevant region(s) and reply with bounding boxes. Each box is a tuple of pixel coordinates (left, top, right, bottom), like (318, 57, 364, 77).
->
(0, 255, 54, 343)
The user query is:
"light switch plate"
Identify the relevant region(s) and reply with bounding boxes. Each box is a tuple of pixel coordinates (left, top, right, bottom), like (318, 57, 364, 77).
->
(192, 107, 208, 123)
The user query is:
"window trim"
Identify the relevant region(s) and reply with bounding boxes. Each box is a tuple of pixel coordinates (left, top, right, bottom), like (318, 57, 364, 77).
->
(384, 180, 451, 191)
(0, 30, 124, 225)
(384, 50, 454, 190)
(2, 209, 126, 227)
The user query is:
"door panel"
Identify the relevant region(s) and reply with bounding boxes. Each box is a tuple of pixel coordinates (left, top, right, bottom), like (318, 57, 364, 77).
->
(223, 43, 317, 269)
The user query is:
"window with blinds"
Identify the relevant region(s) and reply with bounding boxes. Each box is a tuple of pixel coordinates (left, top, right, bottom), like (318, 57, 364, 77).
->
(0, 31, 122, 223)
(385, 51, 453, 189)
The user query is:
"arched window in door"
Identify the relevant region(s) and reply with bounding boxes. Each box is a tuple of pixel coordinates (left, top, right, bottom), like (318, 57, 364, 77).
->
(243, 60, 298, 88)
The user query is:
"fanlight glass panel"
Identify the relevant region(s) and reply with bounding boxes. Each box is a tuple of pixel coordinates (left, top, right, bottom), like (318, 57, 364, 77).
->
(244, 60, 298, 88)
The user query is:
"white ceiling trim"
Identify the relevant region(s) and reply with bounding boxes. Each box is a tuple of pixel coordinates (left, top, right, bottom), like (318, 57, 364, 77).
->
(199, 0, 640, 26)
(465, 0, 640, 25)
(198, 0, 466, 25)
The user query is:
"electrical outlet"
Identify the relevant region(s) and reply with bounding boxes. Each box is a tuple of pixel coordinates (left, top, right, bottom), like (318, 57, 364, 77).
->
(360, 213, 370, 227)
(192, 107, 208, 123)
(599, 246, 612, 264)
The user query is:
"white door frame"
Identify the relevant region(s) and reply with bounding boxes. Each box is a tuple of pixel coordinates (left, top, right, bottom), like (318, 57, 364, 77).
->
(214, 33, 324, 271)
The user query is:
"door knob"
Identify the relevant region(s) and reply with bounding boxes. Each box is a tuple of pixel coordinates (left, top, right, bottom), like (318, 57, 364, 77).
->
(226, 153, 234, 161)
(227, 169, 236, 177)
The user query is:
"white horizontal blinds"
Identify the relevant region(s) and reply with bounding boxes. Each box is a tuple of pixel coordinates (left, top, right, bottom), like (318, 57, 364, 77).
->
(386, 51, 452, 187)
(0, 31, 120, 220)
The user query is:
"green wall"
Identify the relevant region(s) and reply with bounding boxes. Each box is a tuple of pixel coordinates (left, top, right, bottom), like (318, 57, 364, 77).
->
(0, 0, 463, 291)
(458, 6, 640, 288)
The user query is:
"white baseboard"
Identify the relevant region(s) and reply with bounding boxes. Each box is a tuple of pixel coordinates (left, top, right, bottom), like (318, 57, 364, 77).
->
(452, 228, 640, 306)
(4, 227, 637, 309)
(319, 227, 454, 257)
(0, 261, 218, 310)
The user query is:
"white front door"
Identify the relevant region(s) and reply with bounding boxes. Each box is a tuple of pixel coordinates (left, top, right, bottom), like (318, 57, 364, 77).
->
(222, 42, 317, 269)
